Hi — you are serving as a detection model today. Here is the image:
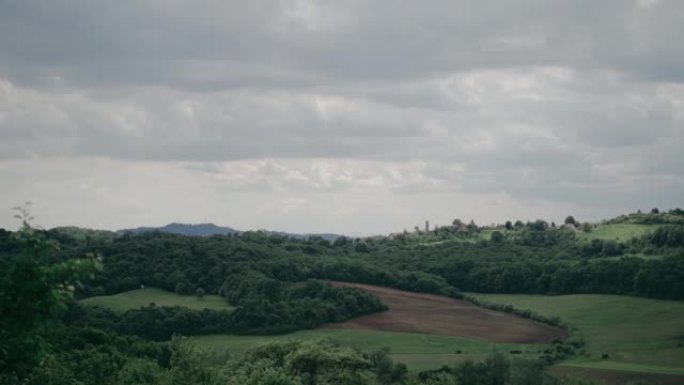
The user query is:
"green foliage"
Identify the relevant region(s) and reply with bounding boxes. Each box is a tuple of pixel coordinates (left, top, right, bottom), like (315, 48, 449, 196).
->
(23, 215, 679, 304)
(417, 352, 562, 385)
(229, 339, 380, 385)
(490, 231, 505, 244)
(2, 208, 684, 384)
(0, 208, 98, 380)
(167, 337, 221, 385)
(223, 275, 387, 334)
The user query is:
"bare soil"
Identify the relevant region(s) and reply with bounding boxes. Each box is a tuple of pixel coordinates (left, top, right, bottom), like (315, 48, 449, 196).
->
(324, 281, 566, 344)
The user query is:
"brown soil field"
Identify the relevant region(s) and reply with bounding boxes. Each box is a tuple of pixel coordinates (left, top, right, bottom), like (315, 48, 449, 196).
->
(324, 281, 566, 344)
(550, 366, 684, 385)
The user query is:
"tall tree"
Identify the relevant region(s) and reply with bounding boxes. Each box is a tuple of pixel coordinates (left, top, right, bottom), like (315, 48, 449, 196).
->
(0, 205, 98, 381)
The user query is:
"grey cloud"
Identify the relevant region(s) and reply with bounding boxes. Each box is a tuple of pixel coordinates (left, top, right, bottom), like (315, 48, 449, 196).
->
(1, 0, 683, 233)
(2, 0, 683, 92)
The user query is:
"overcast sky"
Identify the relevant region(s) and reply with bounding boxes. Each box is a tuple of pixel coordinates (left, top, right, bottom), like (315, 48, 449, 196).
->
(1, 0, 683, 235)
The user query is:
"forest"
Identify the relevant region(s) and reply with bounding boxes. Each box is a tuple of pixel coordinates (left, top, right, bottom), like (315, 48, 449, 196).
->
(1, 209, 683, 384)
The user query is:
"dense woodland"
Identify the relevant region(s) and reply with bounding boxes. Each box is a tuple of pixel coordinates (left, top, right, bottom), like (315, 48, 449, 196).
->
(1, 209, 683, 384)
(26, 209, 684, 303)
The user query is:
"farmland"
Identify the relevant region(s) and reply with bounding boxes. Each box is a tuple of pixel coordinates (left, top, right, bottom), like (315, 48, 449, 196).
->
(325, 281, 565, 343)
(192, 282, 566, 370)
(80, 287, 234, 312)
(469, 293, 684, 375)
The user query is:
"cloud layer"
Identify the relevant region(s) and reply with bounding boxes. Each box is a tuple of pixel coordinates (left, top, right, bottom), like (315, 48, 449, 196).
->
(1, 0, 682, 233)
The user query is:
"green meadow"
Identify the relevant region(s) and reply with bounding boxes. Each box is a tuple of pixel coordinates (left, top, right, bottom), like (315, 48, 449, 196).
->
(80, 287, 234, 312)
(577, 223, 654, 241)
(81, 287, 684, 376)
(192, 329, 538, 371)
(470, 293, 684, 375)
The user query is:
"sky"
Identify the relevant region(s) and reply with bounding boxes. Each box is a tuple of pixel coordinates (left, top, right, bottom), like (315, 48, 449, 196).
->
(1, 0, 683, 235)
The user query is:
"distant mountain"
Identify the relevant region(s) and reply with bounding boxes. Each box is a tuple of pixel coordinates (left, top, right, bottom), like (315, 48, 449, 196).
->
(119, 223, 238, 237)
(118, 223, 343, 241)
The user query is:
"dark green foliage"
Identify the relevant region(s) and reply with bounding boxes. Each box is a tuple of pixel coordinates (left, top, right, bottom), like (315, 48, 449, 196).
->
(418, 352, 563, 385)
(0, 216, 98, 381)
(463, 296, 564, 328)
(368, 348, 407, 385)
(224, 277, 387, 334)
(647, 225, 684, 248)
(490, 231, 505, 244)
(3, 215, 682, 308)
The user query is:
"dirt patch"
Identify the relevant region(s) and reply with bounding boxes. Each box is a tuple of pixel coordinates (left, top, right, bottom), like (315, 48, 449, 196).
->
(324, 281, 566, 344)
(550, 366, 684, 385)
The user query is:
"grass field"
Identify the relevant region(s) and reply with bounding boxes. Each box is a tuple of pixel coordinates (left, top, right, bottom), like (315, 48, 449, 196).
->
(577, 223, 654, 241)
(470, 293, 684, 375)
(192, 329, 538, 370)
(550, 366, 684, 385)
(80, 288, 234, 312)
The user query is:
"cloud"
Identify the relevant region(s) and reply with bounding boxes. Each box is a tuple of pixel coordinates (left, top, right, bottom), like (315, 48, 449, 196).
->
(0, 0, 682, 233)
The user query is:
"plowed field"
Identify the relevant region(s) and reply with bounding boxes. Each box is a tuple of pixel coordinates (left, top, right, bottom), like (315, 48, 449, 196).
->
(325, 282, 566, 344)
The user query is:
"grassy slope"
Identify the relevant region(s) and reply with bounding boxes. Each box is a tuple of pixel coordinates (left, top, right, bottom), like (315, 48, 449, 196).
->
(577, 223, 653, 241)
(470, 293, 684, 375)
(81, 288, 234, 312)
(193, 329, 538, 371)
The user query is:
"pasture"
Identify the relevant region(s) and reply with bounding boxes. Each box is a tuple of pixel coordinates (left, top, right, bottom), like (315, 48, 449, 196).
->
(577, 223, 654, 241)
(193, 329, 538, 370)
(470, 293, 684, 375)
(80, 287, 234, 312)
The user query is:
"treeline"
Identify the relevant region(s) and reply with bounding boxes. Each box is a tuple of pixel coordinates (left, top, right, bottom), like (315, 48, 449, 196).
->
(642, 225, 684, 248)
(432, 255, 684, 299)
(68, 304, 233, 340)
(304, 262, 461, 298)
(70, 279, 386, 339)
(221, 275, 387, 334)
(14, 220, 682, 301)
(3, 214, 684, 308)
(417, 350, 572, 385)
(607, 208, 684, 225)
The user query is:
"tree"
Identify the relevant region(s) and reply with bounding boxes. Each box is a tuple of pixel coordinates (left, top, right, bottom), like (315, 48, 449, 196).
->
(0, 205, 98, 381)
(651, 208, 660, 214)
(284, 340, 369, 385)
(490, 231, 505, 244)
(175, 282, 187, 295)
(564, 216, 576, 226)
(168, 336, 221, 385)
(504, 221, 513, 230)
(452, 219, 466, 231)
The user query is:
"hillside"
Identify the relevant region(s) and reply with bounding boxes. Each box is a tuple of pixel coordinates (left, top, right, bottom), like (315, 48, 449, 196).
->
(117, 222, 343, 241)
(119, 222, 239, 236)
(2, 208, 683, 385)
